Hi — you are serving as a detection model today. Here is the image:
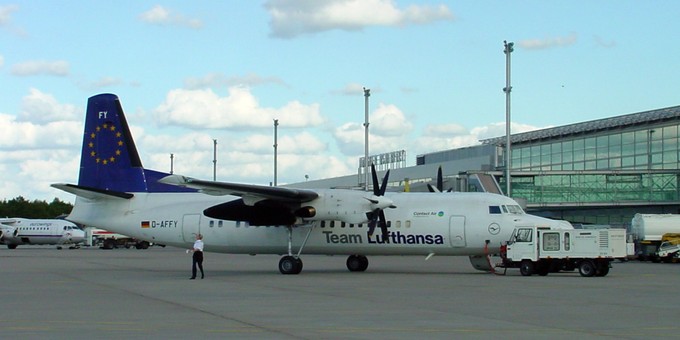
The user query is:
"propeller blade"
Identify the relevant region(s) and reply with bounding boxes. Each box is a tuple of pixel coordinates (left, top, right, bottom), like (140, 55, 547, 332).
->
(379, 170, 390, 195)
(371, 163, 380, 195)
(427, 183, 439, 193)
(378, 209, 389, 239)
(437, 166, 443, 192)
(366, 209, 378, 236)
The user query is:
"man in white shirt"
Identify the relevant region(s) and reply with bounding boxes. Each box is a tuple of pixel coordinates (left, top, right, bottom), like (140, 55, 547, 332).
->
(189, 234, 204, 279)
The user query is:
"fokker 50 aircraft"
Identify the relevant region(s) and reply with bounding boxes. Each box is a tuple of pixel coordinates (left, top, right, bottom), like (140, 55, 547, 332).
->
(0, 218, 85, 249)
(53, 94, 571, 274)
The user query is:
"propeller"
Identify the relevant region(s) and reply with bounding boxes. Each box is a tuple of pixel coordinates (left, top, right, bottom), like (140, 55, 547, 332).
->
(366, 164, 394, 239)
(427, 166, 452, 193)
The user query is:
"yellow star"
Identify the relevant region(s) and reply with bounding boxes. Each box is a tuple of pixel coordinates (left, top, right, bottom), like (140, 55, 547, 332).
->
(90, 151, 96, 157)
(90, 132, 96, 138)
(96, 158, 101, 163)
(102, 159, 108, 165)
(103, 123, 108, 129)
(118, 140, 123, 146)
(109, 157, 115, 163)
(96, 126, 101, 132)
(110, 125, 116, 131)
(116, 132, 122, 138)
(115, 150, 121, 155)
(88, 142, 94, 148)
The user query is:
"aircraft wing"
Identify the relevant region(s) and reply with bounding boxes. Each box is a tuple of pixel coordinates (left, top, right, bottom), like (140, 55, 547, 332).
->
(159, 175, 319, 205)
(0, 219, 18, 225)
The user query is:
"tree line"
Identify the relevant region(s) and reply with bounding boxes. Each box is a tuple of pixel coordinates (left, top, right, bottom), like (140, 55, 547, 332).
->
(0, 197, 74, 219)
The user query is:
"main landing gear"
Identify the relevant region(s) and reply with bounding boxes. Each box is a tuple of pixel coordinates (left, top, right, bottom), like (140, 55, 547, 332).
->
(278, 254, 370, 274)
(279, 255, 303, 275)
(277, 225, 371, 274)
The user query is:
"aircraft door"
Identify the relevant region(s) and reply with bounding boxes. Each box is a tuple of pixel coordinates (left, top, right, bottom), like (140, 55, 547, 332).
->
(182, 214, 201, 243)
(449, 215, 466, 247)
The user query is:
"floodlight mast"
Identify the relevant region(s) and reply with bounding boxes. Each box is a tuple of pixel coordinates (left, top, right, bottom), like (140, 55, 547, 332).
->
(363, 87, 371, 191)
(503, 40, 514, 197)
(273, 119, 278, 186)
(213, 139, 217, 181)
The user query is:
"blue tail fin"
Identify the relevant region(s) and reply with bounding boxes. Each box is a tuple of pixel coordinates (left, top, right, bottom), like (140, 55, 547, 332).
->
(78, 94, 191, 193)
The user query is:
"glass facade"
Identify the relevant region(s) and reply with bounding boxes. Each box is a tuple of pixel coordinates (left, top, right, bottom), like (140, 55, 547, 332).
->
(510, 125, 680, 172)
(486, 122, 680, 225)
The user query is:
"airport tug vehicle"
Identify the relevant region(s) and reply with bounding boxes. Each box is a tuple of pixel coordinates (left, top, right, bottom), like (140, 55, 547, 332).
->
(497, 226, 628, 277)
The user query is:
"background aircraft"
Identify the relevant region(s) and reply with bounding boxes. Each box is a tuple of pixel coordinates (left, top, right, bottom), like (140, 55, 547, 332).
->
(53, 94, 571, 274)
(0, 218, 85, 249)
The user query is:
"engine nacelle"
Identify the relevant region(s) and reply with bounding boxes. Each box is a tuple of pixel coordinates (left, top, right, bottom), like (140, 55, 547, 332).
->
(297, 190, 391, 225)
(0, 226, 18, 242)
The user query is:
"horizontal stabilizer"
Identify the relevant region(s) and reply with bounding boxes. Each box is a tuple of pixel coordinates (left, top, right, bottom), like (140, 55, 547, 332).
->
(51, 183, 133, 200)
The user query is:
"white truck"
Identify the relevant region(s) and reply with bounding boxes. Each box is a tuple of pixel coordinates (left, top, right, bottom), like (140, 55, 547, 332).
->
(631, 214, 680, 262)
(497, 226, 628, 277)
(85, 227, 151, 249)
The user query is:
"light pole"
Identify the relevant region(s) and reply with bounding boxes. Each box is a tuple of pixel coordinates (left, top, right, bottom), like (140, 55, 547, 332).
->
(503, 40, 514, 197)
(213, 139, 217, 181)
(273, 119, 279, 186)
(363, 87, 370, 191)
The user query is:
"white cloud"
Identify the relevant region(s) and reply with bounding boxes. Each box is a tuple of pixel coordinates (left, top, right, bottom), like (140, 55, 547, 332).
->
(139, 5, 203, 29)
(518, 33, 577, 50)
(0, 114, 81, 150)
(11, 60, 69, 76)
(89, 76, 123, 89)
(333, 103, 413, 156)
(371, 103, 413, 137)
(140, 130, 337, 186)
(18, 88, 80, 123)
(184, 73, 286, 90)
(265, 0, 454, 38)
(0, 54, 4, 68)
(0, 4, 18, 26)
(154, 87, 324, 129)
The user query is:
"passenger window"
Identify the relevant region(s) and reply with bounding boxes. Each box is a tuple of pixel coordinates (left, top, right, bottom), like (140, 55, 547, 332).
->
(564, 232, 570, 251)
(209, 221, 214, 228)
(218, 221, 223, 228)
(489, 206, 502, 214)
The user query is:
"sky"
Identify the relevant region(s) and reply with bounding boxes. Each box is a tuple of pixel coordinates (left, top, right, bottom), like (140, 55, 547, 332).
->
(1, 1, 680, 204)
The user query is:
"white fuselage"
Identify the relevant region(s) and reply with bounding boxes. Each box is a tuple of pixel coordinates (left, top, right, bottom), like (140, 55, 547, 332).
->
(0, 219, 86, 247)
(67, 191, 569, 256)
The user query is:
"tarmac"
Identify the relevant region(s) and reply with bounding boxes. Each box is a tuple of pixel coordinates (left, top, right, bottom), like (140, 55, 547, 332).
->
(1, 245, 679, 339)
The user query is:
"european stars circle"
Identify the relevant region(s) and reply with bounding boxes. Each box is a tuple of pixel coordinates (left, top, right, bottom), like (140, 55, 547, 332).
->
(88, 123, 123, 165)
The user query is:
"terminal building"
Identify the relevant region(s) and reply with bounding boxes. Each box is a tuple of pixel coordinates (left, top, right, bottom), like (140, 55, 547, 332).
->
(295, 105, 680, 227)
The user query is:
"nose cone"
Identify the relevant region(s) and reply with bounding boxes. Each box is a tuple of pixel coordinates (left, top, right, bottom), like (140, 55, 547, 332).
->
(70, 230, 86, 244)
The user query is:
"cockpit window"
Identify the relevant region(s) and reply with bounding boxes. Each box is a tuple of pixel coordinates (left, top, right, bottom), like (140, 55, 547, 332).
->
(506, 205, 524, 214)
(489, 206, 502, 214)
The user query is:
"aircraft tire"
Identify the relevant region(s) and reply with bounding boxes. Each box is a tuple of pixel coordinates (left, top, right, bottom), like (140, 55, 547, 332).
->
(279, 256, 303, 275)
(7, 244, 17, 250)
(346, 255, 369, 272)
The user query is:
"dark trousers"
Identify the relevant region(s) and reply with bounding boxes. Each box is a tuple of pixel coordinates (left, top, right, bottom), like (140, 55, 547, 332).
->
(192, 251, 204, 278)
